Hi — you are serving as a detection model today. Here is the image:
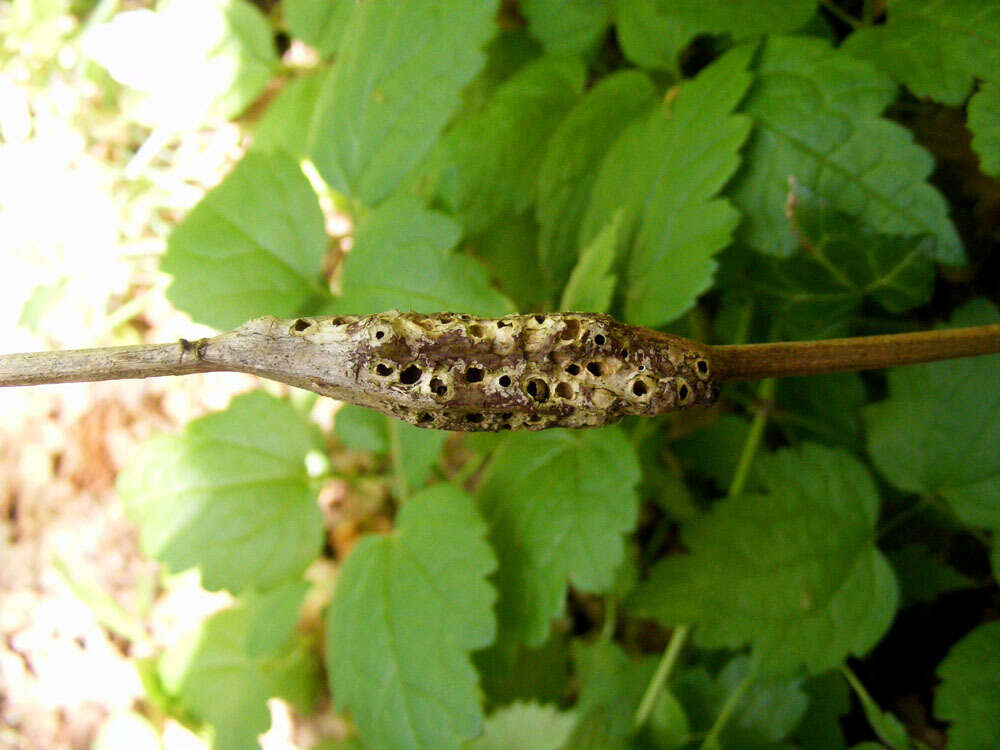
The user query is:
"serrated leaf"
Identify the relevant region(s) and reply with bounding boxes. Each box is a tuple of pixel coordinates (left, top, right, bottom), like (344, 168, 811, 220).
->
(390, 419, 448, 492)
(333, 404, 446, 491)
(422, 56, 586, 235)
(326, 485, 497, 750)
(162, 151, 329, 330)
(888, 545, 976, 607)
(746, 188, 935, 337)
(653, 0, 818, 38)
(252, 70, 328, 159)
(560, 211, 620, 313)
(671, 413, 754, 493)
(466, 212, 550, 310)
(969, 81, 1000, 177)
(777, 372, 867, 450)
(582, 45, 754, 327)
(83, 0, 275, 126)
(841, 0, 1000, 106)
(631, 444, 898, 676)
(476, 428, 641, 646)
(475, 633, 571, 706)
(865, 300, 1000, 532)
(729, 35, 963, 264)
(520, 0, 610, 56)
(792, 672, 850, 750)
(118, 392, 324, 593)
(614, 0, 698, 71)
(307, 0, 498, 206)
(158, 584, 318, 750)
(466, 702, 577, 750)
(284, 0, 355, 57)
(676, 656, 809, 747)
(333, 196, 513, 317)
(936, 622, 1000, 750)
(536, 69, 657, 291)
(842, 668, 917, 750)
(459, 30, 542, 119)
(572, 639, 657, 739)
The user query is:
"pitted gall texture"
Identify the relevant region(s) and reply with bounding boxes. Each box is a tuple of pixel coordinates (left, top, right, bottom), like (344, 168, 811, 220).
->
(297, 311, 717, 431)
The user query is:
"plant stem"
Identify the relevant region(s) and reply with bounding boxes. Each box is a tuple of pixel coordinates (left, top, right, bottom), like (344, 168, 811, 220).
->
(700, 671, 755, 749)
(601, 596, 617, 641)
(633, 624, 690, 729)
(729, 378, 775, 496)
(817, 0, 863, 28)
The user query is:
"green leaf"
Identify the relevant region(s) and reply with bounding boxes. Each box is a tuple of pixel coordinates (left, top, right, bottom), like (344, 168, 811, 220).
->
(390, 419, 448, 493)
(573, 639, 657, 739)
(792, 672, 850, 750)
(158, 584, 318, 750)
(559, 211, 620, 313)
(475, 633, 571, 706)
(631, 444, 898, 676)
(465, 212, 550, 310)
(332, 404, 446, 490)
(326, 485, 497, 750)
(865, 300, 1000, 532)
(284, 0, 355, 57)
(83, 0, 276, 126)
(671, 413, 754, 493)
(334, 196, 513, 317)
(520, 0, 610, 56)
(841, 667, 916, 750)
(888, 545, 976, 607)
(777, 372, 867, 450)
(993, 538, 1000, 586)
(466, 702, 577, 750)
(936, 622, 1000, 750)
(614, 0, 697, 72)
(841, 0, 1000, 106)
(162, 150, 329, 330)
(422, 56, 586, 235)
(308, 0, 498, 206)
(583, 45, 755, 327)
(969, 81, 1000, 177)
(536, 69, 657, 291)
(676, 656, 809, 746)
(654, 0, 818, 38)
(476, 428, 641, 646)
(746, 187, 935, 337)
(252, 70, 328, 159)
(459, 29, 542, 119)
(334, 404, 390, 454)
(118, 392, 324, 593)
(729, 35, 963, 264)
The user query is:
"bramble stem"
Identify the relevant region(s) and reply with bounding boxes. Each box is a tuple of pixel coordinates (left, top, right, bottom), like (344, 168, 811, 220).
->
(711, 324, 1000, 382)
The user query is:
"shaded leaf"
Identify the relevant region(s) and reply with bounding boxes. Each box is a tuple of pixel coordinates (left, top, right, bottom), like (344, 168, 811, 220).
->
(333, 196, 513, 317)
(475, 632, 571, 706)
(969, 81, 1000, 177)
(614, 0, 697, 72)
(656, 0, 818, 38)
(476, 428, 641, 646)
(777, 372, 867, 450)
(326, 485, 497, 750)
(889, 545, 976, 607)
(842, 0, 1000, 105)
(466, 702, 576, 750)
(583, 45, 755, 327)
(162, 151, 329, 330)
(308, 0, 498, 206)
(536, 69, 656, 291)
(865, 300, 1000, 532)
(466, 212, 550, 310)
(390, 418, 448, 492)
(252, 70, 328, 159)
(334, 403, 390, 454)
(158, 584, 318, 749)
(118, 392, 324, 593)
(560, 211, 620, 313)
(935, 622, 1000, 750)
(730, 36, 963, 263)
(573, 639, 657, 739)
(520, 0, 611, 56)
(631, 444, 898, 676)
(746, 187, 935, 337)
(792, 671, 850, 750)
(422, 56, 586, 235)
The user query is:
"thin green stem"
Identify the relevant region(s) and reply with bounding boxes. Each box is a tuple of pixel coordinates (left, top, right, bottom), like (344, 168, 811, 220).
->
(633, 624, 690, 730)
(601, 596, 617, 641)
(700, 671, 755, 749)
(818, 0, 863, 28)
(729, 378, 775, 497)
